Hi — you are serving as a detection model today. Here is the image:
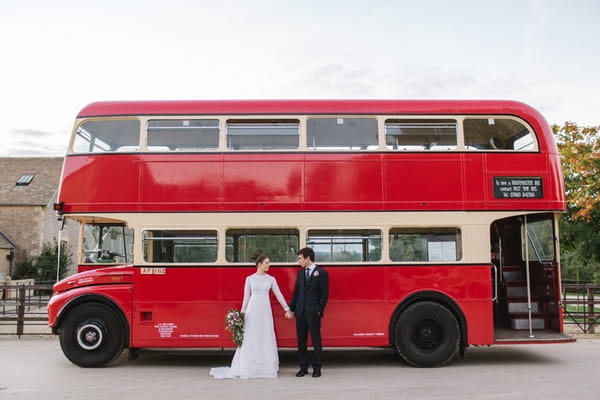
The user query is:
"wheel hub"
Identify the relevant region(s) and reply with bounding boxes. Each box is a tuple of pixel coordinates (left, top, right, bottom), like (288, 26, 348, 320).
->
(414, 320, 441, 349)
(76, 323, 104, 351)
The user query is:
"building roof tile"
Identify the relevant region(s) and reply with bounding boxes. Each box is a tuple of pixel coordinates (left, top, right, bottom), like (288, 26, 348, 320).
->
(0, 157, 63, 206)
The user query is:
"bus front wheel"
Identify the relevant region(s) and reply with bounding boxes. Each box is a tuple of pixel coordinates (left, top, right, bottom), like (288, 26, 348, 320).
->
(394, 301, 460, 367)
(59, 303, 125, 367)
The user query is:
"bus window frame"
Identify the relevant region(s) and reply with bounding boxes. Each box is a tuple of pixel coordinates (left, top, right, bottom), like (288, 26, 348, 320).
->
(462, 116, 538, 152)
(142, 229, 219, 264)
(79, 222, 134, 265)
(306, 228, 383, 263)
(225, 228, 300, 263)
(521, 214, 556, 263)
(145, 118, 220, 152)
(384, 118, 459, 151)
(71, 118, 142, 154)
(68, 114, 539, 155)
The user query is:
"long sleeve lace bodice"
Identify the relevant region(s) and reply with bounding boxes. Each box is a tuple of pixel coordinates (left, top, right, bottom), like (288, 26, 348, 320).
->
(241, 274, 289, 313)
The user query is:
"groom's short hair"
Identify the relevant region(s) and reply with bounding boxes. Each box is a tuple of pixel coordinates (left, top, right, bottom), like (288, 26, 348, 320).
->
(297, 247, 315, 262)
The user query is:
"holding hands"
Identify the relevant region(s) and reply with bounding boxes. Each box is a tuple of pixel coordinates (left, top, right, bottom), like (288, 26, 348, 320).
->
(285, 310, 295, 319)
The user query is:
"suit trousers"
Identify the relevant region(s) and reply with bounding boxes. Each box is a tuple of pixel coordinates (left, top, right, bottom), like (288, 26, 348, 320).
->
(296, 309, 322, 369)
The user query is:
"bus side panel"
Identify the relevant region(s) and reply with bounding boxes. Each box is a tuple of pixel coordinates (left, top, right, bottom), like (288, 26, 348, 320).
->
(305, 153, 384, 211)
(462, 154, 486, 209)
(547, 153, 567, 208)
(386, 265, 495, 345)
(61, 152, 565, 213)
(129, 266, 394, 349)
(128, 265, 494, 348)
(130, 267, 223, 348)
(317, 266, 390, 347)
(383, 154, 464, 210)
(223, 153, 303, 210)
(485, 153, 555, 210)
(61, 155, 141, 213)
(140, 154, 222, 211)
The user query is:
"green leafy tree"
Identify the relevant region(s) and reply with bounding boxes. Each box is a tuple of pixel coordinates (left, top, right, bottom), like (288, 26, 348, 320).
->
(553, 122, 600, 283)
(12, 251, 36, 280)
(553, 122, 600, 221)
(36, 241, 73, 282)
(559, 209, 600, 284)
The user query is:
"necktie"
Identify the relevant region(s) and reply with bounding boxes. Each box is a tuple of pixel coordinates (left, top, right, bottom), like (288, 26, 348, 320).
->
(305, 268, 310, 281)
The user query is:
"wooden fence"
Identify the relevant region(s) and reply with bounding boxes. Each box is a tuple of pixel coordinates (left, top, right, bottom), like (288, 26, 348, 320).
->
(1, 282, 53, 336)
(561, 283, 600, 334)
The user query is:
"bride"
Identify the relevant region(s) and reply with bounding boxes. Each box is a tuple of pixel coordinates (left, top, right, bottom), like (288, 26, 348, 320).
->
(210, 254, 290, 379)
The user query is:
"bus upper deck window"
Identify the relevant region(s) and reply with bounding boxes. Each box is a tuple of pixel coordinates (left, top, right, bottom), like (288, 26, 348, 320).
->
(147, 119, 219, 151)
(227, 120, 299, 150)
(385, 119, 457, 151)
(307, 118, 378, 150)
(464, 118, 536, 151)
(73, 119, 140, 153)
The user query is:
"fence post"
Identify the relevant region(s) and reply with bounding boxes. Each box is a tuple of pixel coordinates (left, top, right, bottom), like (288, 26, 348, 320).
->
(587, 286, 595, 334)
(17, 285, 25, 337)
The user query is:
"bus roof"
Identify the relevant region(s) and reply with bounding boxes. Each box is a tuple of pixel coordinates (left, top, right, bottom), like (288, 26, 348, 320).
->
(78, 99, 546, 120)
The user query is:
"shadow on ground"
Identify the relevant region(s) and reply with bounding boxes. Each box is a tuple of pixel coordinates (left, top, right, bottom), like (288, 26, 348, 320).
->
(114, 344, 559, 369)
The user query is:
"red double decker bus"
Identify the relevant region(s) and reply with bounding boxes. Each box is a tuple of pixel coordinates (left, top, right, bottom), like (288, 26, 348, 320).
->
(48, 100, 572, 368)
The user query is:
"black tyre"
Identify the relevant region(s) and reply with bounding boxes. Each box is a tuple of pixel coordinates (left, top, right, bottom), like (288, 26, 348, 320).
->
(394, 301, 460, 367)
(59, 303, 125, 367)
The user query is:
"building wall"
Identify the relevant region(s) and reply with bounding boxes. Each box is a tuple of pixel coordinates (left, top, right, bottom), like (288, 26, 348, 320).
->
(40, 192, 60, 247)
(41, 207, 80, 276)
(0, 203, 79, 277)
(0, 205, 43, 260)
(0, 248, 10, 278)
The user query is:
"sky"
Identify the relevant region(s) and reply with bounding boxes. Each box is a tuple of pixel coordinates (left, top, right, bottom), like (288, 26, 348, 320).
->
(1, 0, 599, 156)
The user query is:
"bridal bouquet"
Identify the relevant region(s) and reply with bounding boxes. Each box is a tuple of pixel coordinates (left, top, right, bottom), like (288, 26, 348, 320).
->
(225, 309, 244, 347)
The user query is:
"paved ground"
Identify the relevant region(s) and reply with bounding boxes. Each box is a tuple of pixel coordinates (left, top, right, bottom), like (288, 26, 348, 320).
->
(0, 336, 598, 399)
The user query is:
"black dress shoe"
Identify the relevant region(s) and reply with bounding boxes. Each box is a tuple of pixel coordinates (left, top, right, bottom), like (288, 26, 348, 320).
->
(296, 368, 308, 377)
(312, 368, 321, 377)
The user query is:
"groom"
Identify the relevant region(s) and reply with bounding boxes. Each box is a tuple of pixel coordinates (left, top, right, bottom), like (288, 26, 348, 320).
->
(286, 247, 329, 378)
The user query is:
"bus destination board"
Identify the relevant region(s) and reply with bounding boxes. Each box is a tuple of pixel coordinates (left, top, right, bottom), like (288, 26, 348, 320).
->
(493, 176, 543, 199)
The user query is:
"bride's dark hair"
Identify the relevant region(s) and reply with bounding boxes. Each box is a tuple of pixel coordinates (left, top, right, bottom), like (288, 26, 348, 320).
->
(252, 253, 268, 266)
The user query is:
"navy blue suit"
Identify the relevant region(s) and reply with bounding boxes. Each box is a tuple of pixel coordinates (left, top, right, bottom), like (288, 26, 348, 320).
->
(289, 265, 329, 369)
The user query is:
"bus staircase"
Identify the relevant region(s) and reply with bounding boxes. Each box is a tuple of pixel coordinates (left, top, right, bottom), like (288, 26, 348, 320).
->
(494, 265, 572, 342)
(503, 265, 545, 330)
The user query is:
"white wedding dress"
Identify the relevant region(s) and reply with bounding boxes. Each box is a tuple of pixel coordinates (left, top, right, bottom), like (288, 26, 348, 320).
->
(209, 273, 289, 379)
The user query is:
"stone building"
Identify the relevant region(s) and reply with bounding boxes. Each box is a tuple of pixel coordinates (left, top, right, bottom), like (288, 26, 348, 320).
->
(0, 231, 16, 280)
(0, 157, 77, 279)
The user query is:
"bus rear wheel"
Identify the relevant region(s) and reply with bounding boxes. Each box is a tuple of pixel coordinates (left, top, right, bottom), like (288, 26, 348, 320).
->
(394, 301, 460, 367)
(59, 303, 125, 367)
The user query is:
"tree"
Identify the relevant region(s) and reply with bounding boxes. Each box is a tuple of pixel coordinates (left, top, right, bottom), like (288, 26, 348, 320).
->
(553, 122, 600, 283)
(559, 212, 600, 283)
(36, 241, 73, 282)
(552, 122, 600, 221)
(11, 242, 72, 282)
(12, 251, 36, 280)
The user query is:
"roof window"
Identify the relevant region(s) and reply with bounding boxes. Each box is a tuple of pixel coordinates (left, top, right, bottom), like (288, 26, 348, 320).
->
(16, 174, 35, 186)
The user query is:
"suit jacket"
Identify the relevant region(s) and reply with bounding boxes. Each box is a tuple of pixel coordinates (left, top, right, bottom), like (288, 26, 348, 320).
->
(289, 265, 329, 317)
